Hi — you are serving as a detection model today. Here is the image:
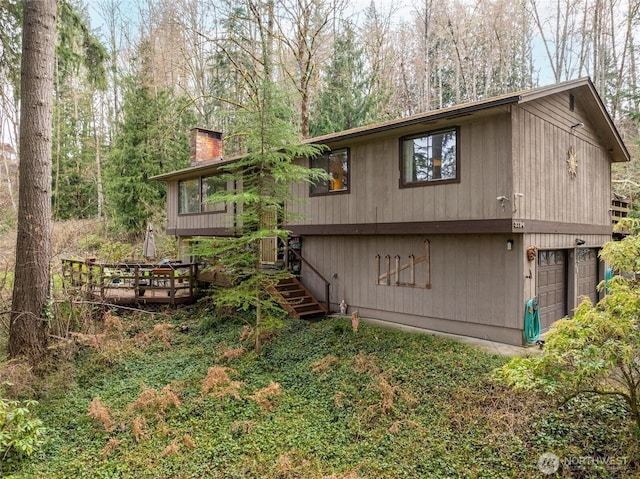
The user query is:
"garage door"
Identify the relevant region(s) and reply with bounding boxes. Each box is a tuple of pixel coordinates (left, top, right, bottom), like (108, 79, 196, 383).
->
(577, 248, 599, 305)
(538, 250, 567, 331)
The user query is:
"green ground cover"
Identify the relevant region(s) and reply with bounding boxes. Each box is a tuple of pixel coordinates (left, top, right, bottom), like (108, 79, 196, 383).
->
(5, 309, 635, 478)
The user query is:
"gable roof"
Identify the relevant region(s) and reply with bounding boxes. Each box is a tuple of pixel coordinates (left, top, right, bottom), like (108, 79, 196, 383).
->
(308, 77, 629, 163)
(153, 77, 629, 181)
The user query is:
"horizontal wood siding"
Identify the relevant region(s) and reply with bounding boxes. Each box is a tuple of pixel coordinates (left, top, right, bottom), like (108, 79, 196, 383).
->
(300, 234, 522, 343)
(513, 94, 611, 227)
(289, 112, 513, 227)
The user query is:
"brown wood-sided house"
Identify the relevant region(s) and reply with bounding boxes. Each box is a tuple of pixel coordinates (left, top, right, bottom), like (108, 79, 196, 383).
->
(153, 78, 630, 346)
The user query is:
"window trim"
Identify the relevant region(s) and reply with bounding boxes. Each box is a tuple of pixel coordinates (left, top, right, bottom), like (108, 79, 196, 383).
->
(309, 147, 351, 197)
(399, 127, 460, 189)
(177, 175, 227, 216)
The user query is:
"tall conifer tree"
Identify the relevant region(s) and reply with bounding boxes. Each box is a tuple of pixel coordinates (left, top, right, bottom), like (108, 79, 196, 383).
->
(202, 79, 326, 353)
(9, 0, 57, 362)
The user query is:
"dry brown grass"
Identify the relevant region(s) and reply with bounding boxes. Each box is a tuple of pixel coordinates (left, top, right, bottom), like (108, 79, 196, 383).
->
(334, 391, 345, 409)
(87, 397, 115, 432)
(183, 433, 196, 449)
(446, 384, 538, 439)
(160, 437, 181, 457)
(272, 450, 323, 478)
(352, 352, 381, 375)
(101, 437, 122, 459)
(131, 415, 147, 442)
(103, 311, 124, 335)
(128, 384, 182, 418)
(200, 366, 244, 399)
(150, 323, 172, 348)
(217, 345, 246, 363)
(71, 331, 107, 351)
(131, 331, 151, 349)
(70, 313, 178, 365)
(247, 381, 282, 412)
(387, 419, 424, 435)
(322, 471, 366, 479)
(373, 376, 396, 415)
(231, 420, 256, 436)
(361, 371, 418, 422)
(69, 311, 130, 358)
(239, 324, 253, 342)
(0, 359, 36, 399)
(309, 355, 340, 374)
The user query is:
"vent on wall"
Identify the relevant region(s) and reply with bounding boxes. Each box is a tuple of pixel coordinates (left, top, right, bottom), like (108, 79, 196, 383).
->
(569, 94, 575, 112)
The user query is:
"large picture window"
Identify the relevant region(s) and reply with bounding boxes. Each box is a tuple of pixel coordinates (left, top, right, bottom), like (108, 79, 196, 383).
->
(178, 179, 200, 214)
(401, 128, 458, 186)
(310, 148, 349, 196)
(178, 175, 226, 214)
(201, 176, 226, 212)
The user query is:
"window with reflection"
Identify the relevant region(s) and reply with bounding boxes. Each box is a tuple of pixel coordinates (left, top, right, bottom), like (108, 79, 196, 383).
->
(178, 176, 226, 214)
(178, 179, 200, 214)
(310, 148, 349, 195)
(401, 128, 458, 186)
(201, 176, 226, 212)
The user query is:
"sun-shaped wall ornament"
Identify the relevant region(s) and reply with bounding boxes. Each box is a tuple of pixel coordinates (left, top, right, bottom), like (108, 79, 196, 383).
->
(567, 146, 578, 179)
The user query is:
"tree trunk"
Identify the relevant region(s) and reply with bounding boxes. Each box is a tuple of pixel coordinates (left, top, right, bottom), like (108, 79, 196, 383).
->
(9, 0, 57, 363)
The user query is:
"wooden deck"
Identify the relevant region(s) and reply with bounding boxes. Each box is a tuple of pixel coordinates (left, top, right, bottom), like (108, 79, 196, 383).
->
(61, 259, 199, 306)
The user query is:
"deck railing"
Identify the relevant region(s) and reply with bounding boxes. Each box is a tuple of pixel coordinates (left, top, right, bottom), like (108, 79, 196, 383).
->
(61, 259, 199, 305)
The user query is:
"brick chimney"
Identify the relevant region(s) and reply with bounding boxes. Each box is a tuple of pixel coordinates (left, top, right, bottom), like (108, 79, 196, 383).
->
(190, 127, 223, 166)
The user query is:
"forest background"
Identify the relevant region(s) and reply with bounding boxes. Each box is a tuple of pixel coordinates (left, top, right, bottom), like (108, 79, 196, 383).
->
(0, 0, 639, 237)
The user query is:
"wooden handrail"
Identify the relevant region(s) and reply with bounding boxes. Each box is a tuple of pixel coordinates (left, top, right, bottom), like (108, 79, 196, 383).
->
(60, 258, 198, 304)
(287, 248, 331, 313)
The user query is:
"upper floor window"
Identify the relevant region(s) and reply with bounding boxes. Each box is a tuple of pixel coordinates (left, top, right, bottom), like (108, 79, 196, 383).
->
(310, 148, 349, 196)
(201, 176, 226, 212)
(178, 179, 199, 214)
(178, 175, 226, 214)
(401, 127, 458, 186)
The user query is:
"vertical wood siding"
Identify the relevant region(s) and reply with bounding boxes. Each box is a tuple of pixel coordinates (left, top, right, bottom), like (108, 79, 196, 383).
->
(289, 111, 513, 226)
(166, 179, 235, 233)
(300, 234, 522, 342)
(513, 93, 611, 226)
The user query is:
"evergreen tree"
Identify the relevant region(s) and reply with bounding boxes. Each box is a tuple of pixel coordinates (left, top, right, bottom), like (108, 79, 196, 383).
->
(201, 79, 326, 353)
(52, 88, 100, 219)
(52, 0, 108, 220)
(310, 20, 386, 137)
(10, 0, 56, 363)
(105, 80, 194, 235)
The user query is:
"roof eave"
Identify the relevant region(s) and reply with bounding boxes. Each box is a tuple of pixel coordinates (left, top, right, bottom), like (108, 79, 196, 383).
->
(305, 95, 521, 145)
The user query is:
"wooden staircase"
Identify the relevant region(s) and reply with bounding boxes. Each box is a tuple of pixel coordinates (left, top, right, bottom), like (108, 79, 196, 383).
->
(269, 277, 327, 319)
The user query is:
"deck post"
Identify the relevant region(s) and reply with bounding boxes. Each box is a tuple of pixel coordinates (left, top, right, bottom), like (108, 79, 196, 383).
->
(99, 264, 106, 300)
(190, 264, 196, 298)
(134, 264, 140, 298)
(170, 271, 176, 306)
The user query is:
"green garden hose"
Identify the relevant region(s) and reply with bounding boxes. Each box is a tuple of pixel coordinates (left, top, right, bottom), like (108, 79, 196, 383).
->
(605, 268, 614, 294)
(523, 298, 540, 344)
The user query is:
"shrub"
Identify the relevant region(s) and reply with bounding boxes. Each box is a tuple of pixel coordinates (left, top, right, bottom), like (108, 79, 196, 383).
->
(0, 394, 45, 464)
(496, 220, 640, 434)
